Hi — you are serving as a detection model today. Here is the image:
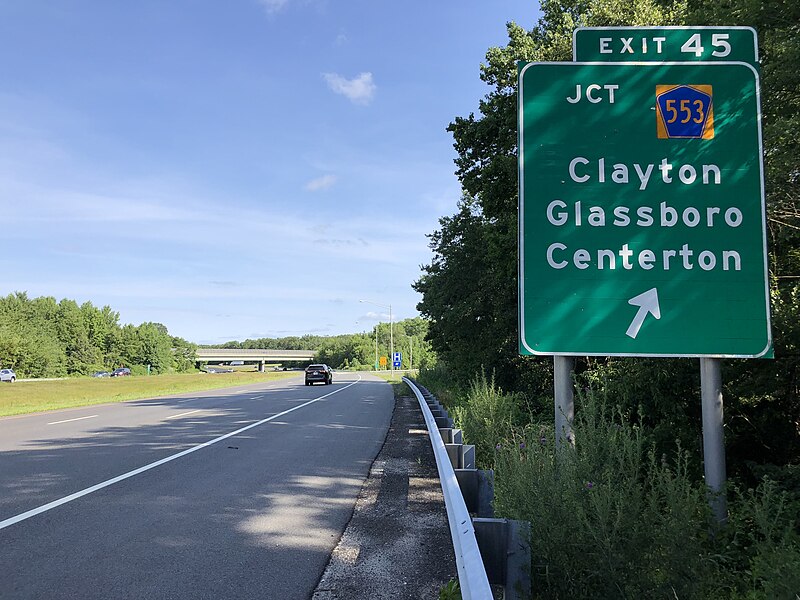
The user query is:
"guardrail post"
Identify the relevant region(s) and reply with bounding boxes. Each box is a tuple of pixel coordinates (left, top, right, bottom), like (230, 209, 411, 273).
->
(439, 428, 463, 445)
(507, 519, 531, 599)
(455, 469, 495, 518)
(473, 518, 531, 600)
(436, 416, 455, 428)
(462, 445, 475, 469)
(445, 444, 476, 469)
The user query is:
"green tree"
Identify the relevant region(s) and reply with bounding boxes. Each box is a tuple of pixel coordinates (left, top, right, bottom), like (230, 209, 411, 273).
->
(172, 336, 198, 372)
(136, 322, 173, 374)
(82, 302, 121, 369)
(56, 299, 100, 374)
(117, 324, 142, 369)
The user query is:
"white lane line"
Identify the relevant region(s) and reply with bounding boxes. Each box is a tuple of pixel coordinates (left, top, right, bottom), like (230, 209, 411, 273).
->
(165, 410, 201, 420)
(0, 376, 362, 531)
(47, 415, 98, 426)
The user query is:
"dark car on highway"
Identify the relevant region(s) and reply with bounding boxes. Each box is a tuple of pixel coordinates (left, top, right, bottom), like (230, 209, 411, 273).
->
(111, 368, 131, 377)
(304, 364, 332, 386)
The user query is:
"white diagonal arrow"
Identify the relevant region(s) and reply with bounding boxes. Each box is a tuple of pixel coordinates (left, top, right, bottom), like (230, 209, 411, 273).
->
(626, 288, 661, 339)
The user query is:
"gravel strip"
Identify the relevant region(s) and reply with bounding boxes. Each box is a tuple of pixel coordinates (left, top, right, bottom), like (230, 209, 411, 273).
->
(312, 394, 457, 599)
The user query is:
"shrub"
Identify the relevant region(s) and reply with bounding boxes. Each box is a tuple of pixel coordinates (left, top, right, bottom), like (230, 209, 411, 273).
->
(417, 364, 466, 410)
(451, 372, 530, 468)
(420, 365, 800, 598)
(714, 480, 800, 599)
(494, 394, 713, 599)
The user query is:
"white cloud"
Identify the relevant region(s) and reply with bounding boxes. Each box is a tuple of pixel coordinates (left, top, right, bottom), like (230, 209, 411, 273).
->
(304, 174, 337, 191)
(323, 72, 376, 106)
(360, 311, 390, 322)
(256, 0, 289, 14)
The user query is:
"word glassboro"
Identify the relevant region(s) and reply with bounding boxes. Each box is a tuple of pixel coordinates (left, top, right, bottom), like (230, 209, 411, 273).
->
(518, 61, 771, 357)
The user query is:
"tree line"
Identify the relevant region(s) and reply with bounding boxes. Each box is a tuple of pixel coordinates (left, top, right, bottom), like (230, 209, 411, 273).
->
(0, 292, 437, 378)
(0, 292, 197, 377)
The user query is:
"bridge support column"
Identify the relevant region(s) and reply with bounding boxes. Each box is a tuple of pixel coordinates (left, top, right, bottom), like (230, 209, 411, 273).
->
(259, 361, 265, 373)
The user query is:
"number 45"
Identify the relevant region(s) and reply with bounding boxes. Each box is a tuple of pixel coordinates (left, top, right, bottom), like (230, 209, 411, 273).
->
(681, 33, 731, 58)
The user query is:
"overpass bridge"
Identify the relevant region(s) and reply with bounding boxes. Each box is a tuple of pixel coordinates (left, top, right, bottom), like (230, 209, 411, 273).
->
(196, 348, 317, 372)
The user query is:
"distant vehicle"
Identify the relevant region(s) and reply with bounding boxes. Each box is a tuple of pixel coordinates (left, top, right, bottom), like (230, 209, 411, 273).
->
(0, 369, 16, 383)
(111, 368, 131, 377)
(92, 371, 110, 378)
(230, 360, 244, 366)
(305, 364, 332, 386)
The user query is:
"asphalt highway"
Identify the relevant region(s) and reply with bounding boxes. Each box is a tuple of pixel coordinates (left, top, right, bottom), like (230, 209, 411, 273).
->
(0, 372, 394, 599)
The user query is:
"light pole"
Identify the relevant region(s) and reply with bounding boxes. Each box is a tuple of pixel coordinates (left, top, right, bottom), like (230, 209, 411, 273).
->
(360, 299, 393, 374)
(374, 325, 378, 371)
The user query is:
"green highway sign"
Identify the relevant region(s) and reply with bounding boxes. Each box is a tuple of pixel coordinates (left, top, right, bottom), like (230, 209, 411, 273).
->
(518, 61, 771, 357)
(574, 26, 759, 67)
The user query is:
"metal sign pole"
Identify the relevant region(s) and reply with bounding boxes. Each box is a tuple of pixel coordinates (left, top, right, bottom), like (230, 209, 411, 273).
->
(700, 357, 727, 524)
(554, 356, 575, 449)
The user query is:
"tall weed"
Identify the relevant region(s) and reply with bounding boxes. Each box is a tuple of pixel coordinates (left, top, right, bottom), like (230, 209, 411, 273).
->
(417, 364, 466, 410)
(452, 372, 529, 468)
(419, 365, 800, 598)
(494, 395, 712, 599)
(715, 481, 800, 599)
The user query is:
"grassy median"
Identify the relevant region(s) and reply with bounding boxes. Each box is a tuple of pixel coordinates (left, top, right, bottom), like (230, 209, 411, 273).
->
(0, 371, 298, 417)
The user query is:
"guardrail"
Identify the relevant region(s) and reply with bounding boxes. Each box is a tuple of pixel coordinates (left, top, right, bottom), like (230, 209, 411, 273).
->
(403, 377, 494, 599)
(404, 377, 532, 599)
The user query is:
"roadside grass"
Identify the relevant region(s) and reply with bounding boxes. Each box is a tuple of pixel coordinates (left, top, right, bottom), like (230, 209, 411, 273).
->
(373, 370, 416, 397)
(0, 371, 297, 417)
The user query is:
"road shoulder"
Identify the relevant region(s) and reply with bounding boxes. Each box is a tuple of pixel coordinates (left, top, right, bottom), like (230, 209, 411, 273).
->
(312, 393, 457, 599)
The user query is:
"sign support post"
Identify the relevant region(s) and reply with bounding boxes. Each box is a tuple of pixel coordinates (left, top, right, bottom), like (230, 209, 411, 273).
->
(554, 356, 575, 449)
(700, 357, 727, 523)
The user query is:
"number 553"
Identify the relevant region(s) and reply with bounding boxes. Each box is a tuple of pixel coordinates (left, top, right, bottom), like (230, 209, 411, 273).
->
(664, 98, 707, 124)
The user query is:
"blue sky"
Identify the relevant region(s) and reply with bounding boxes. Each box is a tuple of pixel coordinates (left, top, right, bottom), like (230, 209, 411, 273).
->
(0, 1, 539, 345)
